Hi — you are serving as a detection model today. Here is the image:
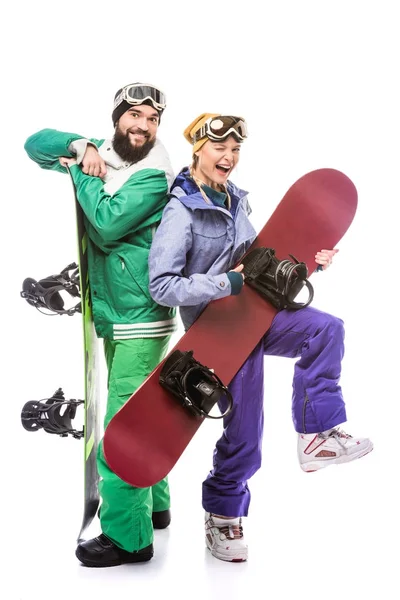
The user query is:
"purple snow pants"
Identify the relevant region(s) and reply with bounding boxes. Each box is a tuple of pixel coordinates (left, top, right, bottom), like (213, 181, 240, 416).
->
(202, 306, 347, 517)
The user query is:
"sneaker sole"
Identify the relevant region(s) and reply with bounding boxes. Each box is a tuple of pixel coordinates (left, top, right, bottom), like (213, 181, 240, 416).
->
(300, 441, 374, 473)
(206, 540, 248, 562)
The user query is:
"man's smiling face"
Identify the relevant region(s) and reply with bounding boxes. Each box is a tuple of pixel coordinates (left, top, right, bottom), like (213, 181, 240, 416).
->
(116, 103, 160, 147)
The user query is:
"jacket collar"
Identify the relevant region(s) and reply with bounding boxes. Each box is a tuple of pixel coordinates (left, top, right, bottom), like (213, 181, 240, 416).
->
(99, 138, 168, 170)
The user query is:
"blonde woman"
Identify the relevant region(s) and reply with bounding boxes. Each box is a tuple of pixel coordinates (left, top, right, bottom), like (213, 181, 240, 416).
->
(149, 113, 373, 562)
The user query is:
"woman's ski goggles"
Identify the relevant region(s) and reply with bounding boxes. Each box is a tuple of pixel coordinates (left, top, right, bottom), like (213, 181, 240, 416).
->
(192, 116, 248, 144)
(114, 83, 167, 112)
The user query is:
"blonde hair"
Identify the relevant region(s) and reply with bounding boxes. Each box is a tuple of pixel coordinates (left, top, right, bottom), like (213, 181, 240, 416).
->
(189, 162, 231, 210)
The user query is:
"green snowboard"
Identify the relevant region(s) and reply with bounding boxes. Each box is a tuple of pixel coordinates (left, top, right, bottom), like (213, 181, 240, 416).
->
(72, 177, 101, 543)
(20, 175, 101, 543)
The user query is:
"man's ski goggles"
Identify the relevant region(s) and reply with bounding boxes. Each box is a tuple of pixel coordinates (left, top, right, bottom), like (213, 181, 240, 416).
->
(114, 84, 167, 112)
(192, 116, 248, 144)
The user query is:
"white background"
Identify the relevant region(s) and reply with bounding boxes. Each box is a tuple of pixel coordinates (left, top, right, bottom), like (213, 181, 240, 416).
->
(1, 1, 399, 599)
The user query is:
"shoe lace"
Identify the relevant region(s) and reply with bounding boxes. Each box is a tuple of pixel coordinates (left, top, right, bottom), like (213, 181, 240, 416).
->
(206, 516, 244, 540)
(322, 427, 353, 448)
(219, 524, 243, 540)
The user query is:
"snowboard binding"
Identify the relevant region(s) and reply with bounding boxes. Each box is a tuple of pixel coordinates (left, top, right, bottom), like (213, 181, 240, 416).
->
(20, 262, 81, 316)
(159, 350, 233, 419)
(242, 247, 314, 310)
(21, 388, 84, 439)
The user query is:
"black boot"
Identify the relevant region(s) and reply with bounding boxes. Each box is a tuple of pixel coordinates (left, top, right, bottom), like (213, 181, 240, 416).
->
(152, 509, 171, 529)
(76, 534, 153, 567)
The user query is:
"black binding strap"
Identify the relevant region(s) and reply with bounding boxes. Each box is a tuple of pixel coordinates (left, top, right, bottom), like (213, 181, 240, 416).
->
(159, 350, 233, 419)
(242, 247, 314, 310)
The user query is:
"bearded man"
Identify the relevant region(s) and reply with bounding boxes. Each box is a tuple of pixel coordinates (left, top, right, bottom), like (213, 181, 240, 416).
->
(24, 83, 176, 567)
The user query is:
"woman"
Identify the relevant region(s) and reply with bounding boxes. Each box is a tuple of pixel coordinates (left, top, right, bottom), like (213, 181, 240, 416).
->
(149, 113, 373, 563)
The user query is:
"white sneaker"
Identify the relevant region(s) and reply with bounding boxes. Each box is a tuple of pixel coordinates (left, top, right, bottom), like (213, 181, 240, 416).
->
(204, 512, 248, 562)
(298, 427, 373, 472)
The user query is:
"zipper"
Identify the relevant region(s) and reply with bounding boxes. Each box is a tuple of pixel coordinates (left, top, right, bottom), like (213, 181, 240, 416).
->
(120, 258, 125, 271)
(302, 392, 309, 434)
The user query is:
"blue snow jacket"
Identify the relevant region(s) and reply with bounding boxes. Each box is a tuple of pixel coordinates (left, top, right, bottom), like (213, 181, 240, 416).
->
(149, 167, 257, 330)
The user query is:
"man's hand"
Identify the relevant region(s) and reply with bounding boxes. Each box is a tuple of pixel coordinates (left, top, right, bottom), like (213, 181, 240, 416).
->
(81, 145, 107, 178)
(315, 248, 339, 270)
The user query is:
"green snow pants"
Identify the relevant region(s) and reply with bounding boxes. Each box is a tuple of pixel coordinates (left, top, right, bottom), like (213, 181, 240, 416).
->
(97, 336, 171, 552)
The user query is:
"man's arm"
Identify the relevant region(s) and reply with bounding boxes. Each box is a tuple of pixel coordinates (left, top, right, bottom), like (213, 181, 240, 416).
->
(68, 164, 170, 240)
(24, 128, 103, 174)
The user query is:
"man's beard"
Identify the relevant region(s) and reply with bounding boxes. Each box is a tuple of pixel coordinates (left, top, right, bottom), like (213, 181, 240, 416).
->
(112, 126, 156, 164)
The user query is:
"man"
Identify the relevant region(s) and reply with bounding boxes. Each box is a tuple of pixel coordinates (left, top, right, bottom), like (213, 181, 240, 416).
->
(24, 83, 177, 567)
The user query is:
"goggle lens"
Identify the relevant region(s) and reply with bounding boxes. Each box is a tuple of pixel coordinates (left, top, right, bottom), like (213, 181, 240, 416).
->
(114, 84, 166, 111)
(193, 116, 248, 144)
(209, 117, 247, 139)
(125, 85, 166, 107)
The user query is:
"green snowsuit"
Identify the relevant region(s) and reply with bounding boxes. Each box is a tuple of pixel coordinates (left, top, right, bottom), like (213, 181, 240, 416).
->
(24, 129, 176, 551)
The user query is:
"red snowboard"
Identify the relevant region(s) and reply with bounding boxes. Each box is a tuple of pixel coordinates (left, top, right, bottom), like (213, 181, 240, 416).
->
(103, 168, 357, 487)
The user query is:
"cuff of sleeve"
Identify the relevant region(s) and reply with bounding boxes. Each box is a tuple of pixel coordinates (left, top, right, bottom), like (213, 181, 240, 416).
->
(227, 271, 244, 295)
(68, 163, 81, 177)
(69, 139, 97, 164)
(68, 163, 87, 183)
